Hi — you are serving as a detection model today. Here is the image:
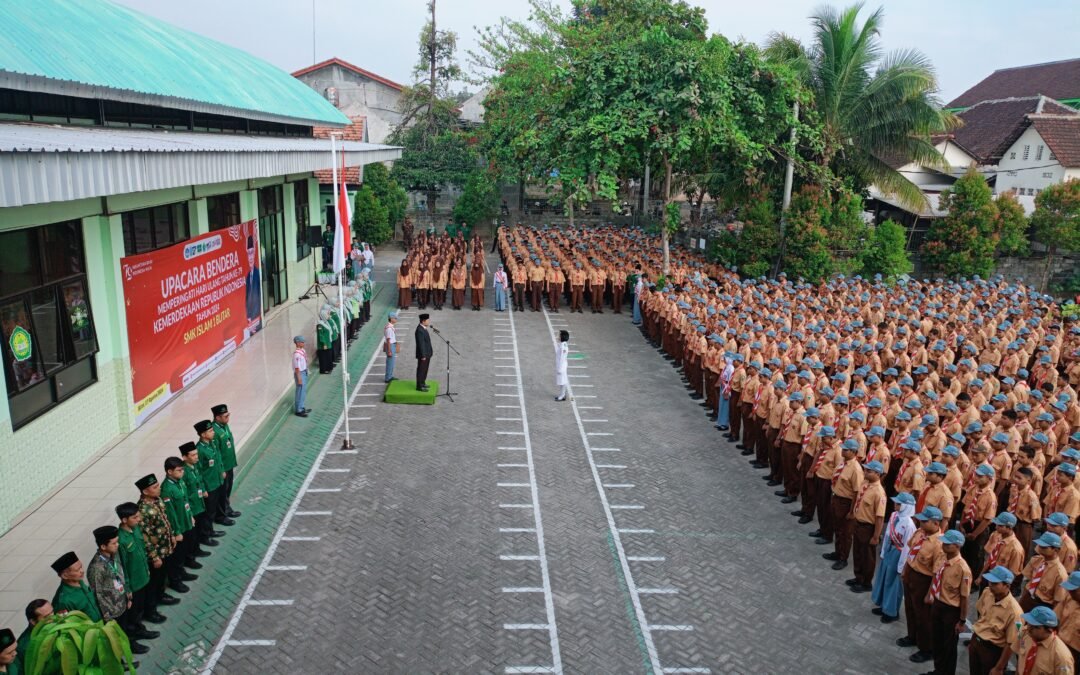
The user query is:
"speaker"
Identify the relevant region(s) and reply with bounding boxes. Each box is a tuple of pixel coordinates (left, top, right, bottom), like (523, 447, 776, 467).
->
(306, 226, 324, 248)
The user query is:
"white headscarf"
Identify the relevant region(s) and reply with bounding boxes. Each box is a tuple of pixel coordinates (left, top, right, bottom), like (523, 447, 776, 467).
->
(720, 356, 735, 387)
(889, 500, 918, 570)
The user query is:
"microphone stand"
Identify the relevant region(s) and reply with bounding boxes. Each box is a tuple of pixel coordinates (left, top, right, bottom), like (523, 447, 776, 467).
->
(430, 326, 461, 402)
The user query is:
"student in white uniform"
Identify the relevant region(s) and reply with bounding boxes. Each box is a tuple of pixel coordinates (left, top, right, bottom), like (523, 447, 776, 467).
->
(555, 329, 570, 401)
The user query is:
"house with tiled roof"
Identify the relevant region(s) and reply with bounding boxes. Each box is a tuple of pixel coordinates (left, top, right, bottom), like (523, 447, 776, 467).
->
(292, 57, 405, 146)
(947, 58, 1080, 110)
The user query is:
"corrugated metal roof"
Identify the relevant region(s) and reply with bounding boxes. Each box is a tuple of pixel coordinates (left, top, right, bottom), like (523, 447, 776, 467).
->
(0, 123, 402, 208)
(0, 0, 349, 127)
(0, 122, 395, 154)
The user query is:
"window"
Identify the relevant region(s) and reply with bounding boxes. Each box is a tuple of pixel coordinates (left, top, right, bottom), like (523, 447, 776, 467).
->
(1050, 151, 1057, 161)
(1023, 145, 1030, 161)
(1009, 152, 1016, 160)
(1043, 172, 1054, 179)
(294, 182, 312, 261)
(0, 221, 97, 429)
(207, 193, 242, 231)
(1036, 145, 1044, 161)
(120, 203, 189, 256)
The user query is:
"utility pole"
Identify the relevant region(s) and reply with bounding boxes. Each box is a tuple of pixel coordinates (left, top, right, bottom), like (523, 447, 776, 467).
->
(428, 0, 437, 133)
(773, 100, 799, 277)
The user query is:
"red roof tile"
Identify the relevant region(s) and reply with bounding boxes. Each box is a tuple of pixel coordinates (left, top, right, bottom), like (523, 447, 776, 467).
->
(292, 57, 404, 92)
(948, 58, 1080, 109)
(1031, 115, 1080, 168)
(949, 97, 1077, 164)
(313, 116, 365, 184)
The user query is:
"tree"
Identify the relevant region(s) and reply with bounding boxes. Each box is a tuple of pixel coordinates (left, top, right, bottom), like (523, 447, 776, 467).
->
(363, 162, 408, 227)
(453, 169, 500, 227)
(1031, 179, 1080, 291)
(858, 220, 912, 281)
(764, 5, 955, 210)
(921, 169, 998, 277)
(995, 191, 1030, 256)
(352, 185, 392, 246)
(390, 1, 476, 219)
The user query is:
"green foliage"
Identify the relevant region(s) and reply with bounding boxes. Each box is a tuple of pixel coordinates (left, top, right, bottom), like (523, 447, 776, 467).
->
(453, 170, 500, 226)
(352, 185, 392, 246)
(1061, 302, 1079, 320)
(390, 125, 477, 211)
(858, 220, 912, 281)
(780, 184, 870, 282)
(921, 169, 999, 277)
(363, 163, 408, 226)
(765, 4, 955, 210)
(995, 191, 1030, 256)
(25, 611, 135, 675)
(1031, 180, 1080, 254)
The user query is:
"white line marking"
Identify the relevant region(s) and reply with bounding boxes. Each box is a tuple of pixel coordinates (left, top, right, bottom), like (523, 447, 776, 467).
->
(496, 394, 518, 397)
(587, 432, 612, 436)
(506, 667, 557, 674)
(224, 640, 275, 647)
(575, 395, 597, 399)
(638, 588, 678, 595)
(496, 384, 517, 387)
(317, 468, 350, 473)
(578, 406, 603, 410)
(497, 431, 526, 435)
(265, 565, 307, 571)
(348, 417, 372, 421)
(505, 304, 563, 674)
(246, 599, 294, 606)
(355, 393, 381, 397)
(499, 446, 526, 450)
(618, 529, 656, 534)
(582, 419, 609, 423)
(500, 554, 541, 561)
(569, 375, 590, 378)
(611, 505, 644, 510)
(203, 339, 384, 673)
(306, 488, 341, 493)
(595, 464, 626, 469)
(662, 668, 711, 673)
(294, 511, 332, 516)
(604, 483, 635, 488)
(495, 357, 515, 360)
(540, 308, 662, 675)
(499, 527, 536, 533)
(573, 384, 594, 388)
(333, 430, 366, 434)
(504, 624, 549, 630)
(352, 404, 376, 408)
(627, 556, 665, 562)
(648, 625, 694, 632)
(494, 349, 514, 352)
(496, 417, 522, 421)
(496, 405, 520, 408)
(498, 463, 529, 468)
(499, 503, 533, 509)
(593, 448, 620, 452)
(568, 365, 587, 369)
(498, 482, 531, 487)
(502, 587, 545, 593)
(326, 450, 358, 455)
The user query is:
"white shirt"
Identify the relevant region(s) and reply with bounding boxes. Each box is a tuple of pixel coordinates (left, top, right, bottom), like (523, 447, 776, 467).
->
(363, 249, 374, 266)
(384, 323, 397, 344)
(293, 347, 307, 371)
(635, 277, 644, 295)
(555, 340, 569, 386)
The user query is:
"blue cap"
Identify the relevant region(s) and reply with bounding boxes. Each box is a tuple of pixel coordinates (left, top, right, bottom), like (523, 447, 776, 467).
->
(943, 402, 958, 412)
(975, 464, 996, 478)
(914, 506, 943, 521)
(789, 392, 805, 402)
(1045, 512, 1071, 527)
(863, 460, 885, 474)
(1059, 463, 1077, 477)
(983, 565, 1016, 585)
(867, 425, 885, 437)
(991, 432, 1009, 443)
(293, 334, 305, 342)
(964, 422, 983, 433)
(993, 512, 1018, 527)
(1032, 432, 1050, 444)
(940, 529, 965, 546)
(1035, 532, 1063, 549)
(921, 414, 937, 426)
(926, 462, 947, 475)
(804, 407, 820, 418)
(1063, 449, 1080, 461)
(842, 439, 860, 452)
(896, 411, 912, 422)
(892, 492, 916, 505)
(941, 445, 960, 457)
(1022, 606, 1060, 627)
(850, 410, 865, 422)
(868, 397, 883, 408)
(1062, 571, 1080, 591)
(1037, 412, 1054, 422)
(817, 426, 836, 438)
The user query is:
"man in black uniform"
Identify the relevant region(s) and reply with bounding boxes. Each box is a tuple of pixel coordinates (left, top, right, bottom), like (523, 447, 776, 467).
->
(415, 314, 433, 392)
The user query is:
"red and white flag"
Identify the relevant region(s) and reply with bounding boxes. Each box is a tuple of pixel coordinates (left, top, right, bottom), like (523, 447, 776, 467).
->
(332, 153, 352, 273)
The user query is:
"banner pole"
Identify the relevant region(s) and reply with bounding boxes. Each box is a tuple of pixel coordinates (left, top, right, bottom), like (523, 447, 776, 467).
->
(332, 135, 353, 450)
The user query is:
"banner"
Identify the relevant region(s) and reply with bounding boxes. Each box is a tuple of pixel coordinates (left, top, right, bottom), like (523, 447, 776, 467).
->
(121, 221, 263, 425)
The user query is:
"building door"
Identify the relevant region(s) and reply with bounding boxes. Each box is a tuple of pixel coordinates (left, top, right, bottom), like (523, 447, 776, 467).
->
(258, 186, 288, 312)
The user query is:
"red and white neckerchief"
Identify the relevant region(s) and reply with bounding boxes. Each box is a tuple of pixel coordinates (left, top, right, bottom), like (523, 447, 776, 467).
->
(1026, 560, 1048, 595)
(892, 431, 911, 460)
(985, 535, 1007, 571)
(1023, 633, 1059, 675)
(929, 559, 952, 600)
(906, 531, 926, 563)
(854, 483, 870, 511)
(961, 488, 985, 528)
(1008, 485, 1020, 514)
(752, 385, 766, 414)
(294, 346, 306, 362)
(895, 461, 911, 491)
(779, 412, 796, 443)
(831, 461, 846, 487)
(803, 422, 820, 448)
(888, 515, 906, 550)
(866, 443, 884, 465)
(812, 445, 832, 474)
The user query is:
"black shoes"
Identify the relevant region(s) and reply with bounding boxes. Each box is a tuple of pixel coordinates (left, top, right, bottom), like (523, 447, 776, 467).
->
(202, 539, 220, 547)
(171, 582, 190, 594)
(909, 651, 932, 663)
(814, 537, 832, 545)
(158, 595, 179, 606)
(144, 611, 168, 623)
(295, 411, 309, 417)
(179, 572, 198, 582)
(227, 510, 242, 518)
(797, 516, 813, 524)
(831, 560, 848, 570)
(131, 642, 149, 655)
(822, 552, 839, 561)
(896, 637, 916, 648)
(133, 629, 160, 640)
(184, 560, 203, 570)
(781, 496, 798, 504)
(215, 518, 235, 527)
(211, 529, 227, 537)
(850, 584, 870, 593)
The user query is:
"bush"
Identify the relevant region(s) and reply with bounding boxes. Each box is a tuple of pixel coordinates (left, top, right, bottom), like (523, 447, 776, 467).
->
(453, 170, 499, 227)
(858, 220, 913, 281)
(364, 162, 408, 226)
(352, 185, 392, 246)
(922, 168, 1008, 277)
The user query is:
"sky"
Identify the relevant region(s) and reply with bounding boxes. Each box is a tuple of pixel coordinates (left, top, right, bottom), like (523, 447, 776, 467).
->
(113, 0, 1080, 104)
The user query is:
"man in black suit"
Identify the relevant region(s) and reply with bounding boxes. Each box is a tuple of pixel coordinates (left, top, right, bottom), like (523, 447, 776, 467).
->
(415, 314, 433, 392)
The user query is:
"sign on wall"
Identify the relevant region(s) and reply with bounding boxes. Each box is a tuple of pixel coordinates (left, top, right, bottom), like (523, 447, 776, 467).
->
(120, 221, 263, 425)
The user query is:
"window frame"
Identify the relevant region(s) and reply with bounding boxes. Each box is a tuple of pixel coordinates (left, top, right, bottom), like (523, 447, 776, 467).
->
(293, 181, 312, 261)
(120, 202, 190, 256)
(0, 221, 98, 430)
(207, 193, 242, 231)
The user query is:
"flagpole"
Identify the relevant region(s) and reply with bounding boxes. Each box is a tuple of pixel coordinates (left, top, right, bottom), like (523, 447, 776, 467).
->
(332, 134, 353, 450)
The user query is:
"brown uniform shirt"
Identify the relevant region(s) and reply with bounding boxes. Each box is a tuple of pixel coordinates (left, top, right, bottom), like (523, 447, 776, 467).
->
(853, 481, 887, 524)
(932, 555, 972, 607)
(895, 459, 925, 495)
(971, 588, 1022, 647)
(921, 482, 956, 521)
(832, 460, 863, 500)
(1023, 555, 1068, 604)
(1010, 631, 1075, 675)
(1057, 596, 1080, 652)
(814, 444, 842, 481)
(906, 531, 945, 576)
(983, 532, 1026, 577)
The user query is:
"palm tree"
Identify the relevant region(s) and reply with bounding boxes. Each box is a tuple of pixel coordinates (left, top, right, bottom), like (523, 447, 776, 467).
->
(766, 3, 957, 210)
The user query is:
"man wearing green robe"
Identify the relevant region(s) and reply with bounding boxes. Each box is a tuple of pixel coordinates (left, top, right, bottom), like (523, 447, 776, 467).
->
(180, 442, 217, 553)
(116, 501, 163, 629)
(210, 405, 241, 521)
(194, 420, 231, 528)
(161, 457, 197, 589)
(49, 552, 102, 622)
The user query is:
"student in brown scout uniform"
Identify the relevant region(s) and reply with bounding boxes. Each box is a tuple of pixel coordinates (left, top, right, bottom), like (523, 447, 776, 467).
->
(1020, 532, 1068, 612)
(960, 464, 999, 576)
(1057, 570, 1080, 665)
(1044, 513, 1079, 574)
(794, 407, 822, 524)
(568, 263, 586, 313)
(967, 565, 1022, 675)
(512, 260, 527, 312)
(451, 262, 467, 310)
(980, 512, 1027, 591)
(776, 393, 808, 503)
(469, 261, 486, 310)
(546, 263, 564, 312)
(589, 262, 606, 313)
(396, 259, 413, 309)
(1010, 467, 1043, 558)
(992, 605, 1074, 675)
(808, 426, 841, 545)
(926, 529, 972, 672)
(528, 261, 545, 312)
(897, 506, 945, 661)
(823, 439, 863, 570)
(919, 462, 956, 521)
(846, 460, 886, 592)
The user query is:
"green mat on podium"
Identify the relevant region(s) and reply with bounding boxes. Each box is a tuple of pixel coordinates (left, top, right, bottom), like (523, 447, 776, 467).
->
(383, 380, 439, 405)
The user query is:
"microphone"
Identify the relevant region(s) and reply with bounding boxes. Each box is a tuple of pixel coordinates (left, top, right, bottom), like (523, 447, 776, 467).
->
(431, 326, 441, 335)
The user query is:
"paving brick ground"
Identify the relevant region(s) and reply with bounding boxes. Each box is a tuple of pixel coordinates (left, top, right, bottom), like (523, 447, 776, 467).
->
(150, 257, 965, 674)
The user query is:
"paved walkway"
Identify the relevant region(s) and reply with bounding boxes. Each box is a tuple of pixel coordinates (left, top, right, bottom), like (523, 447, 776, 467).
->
(163, 268, 955, 673)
